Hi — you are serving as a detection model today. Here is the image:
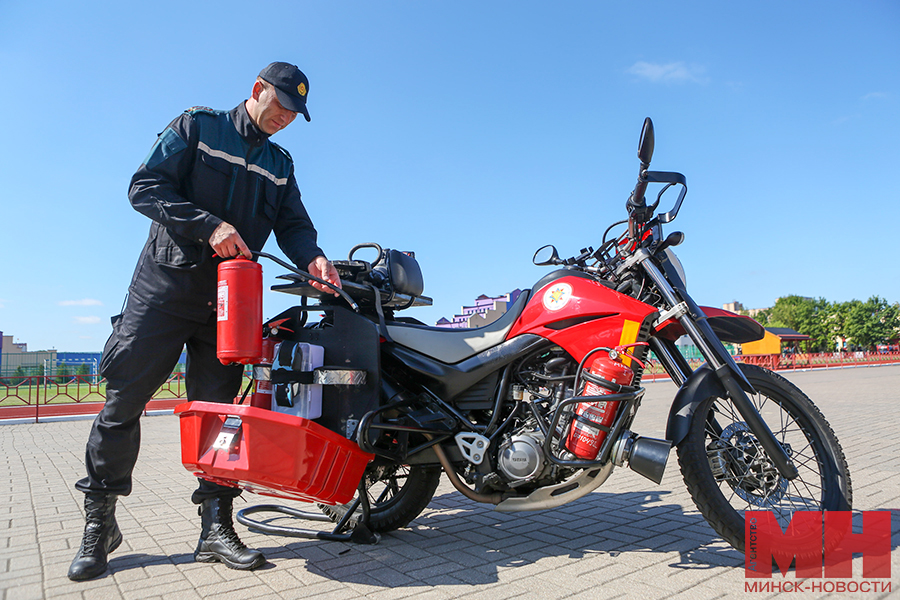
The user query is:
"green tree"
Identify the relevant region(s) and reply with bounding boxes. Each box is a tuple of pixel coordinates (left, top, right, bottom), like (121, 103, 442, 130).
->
(843, 296, 900, 350)
(57, 362, 71, 378)
(76, 363, 90, 376)
(748, 307, 772, 327)
(832, 300, 856, 349)
(765, 295, 833, 352)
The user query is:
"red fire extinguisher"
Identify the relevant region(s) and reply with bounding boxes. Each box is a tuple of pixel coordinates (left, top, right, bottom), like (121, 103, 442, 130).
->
(248, 337, 278, 409)
(566, 343, 647, 460)
(216, 257, 263, 365)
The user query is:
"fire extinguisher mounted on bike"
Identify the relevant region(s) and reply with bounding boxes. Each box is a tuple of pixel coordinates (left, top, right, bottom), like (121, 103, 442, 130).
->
(567, 343, 648, 461)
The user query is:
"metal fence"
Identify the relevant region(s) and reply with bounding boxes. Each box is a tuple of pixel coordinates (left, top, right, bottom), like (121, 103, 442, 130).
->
(0, 370, 251, 422)
(627, 351, 900, 381)
(736, 350, 900, 371)
(2, 352, 898, 422)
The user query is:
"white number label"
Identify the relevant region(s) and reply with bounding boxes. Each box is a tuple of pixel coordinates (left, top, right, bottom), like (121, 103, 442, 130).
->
(212, 431, 236, 451)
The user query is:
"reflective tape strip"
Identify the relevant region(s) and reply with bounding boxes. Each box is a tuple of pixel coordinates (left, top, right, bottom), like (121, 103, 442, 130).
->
(197, 141, 288, 186)
(618, 319, 642, 366)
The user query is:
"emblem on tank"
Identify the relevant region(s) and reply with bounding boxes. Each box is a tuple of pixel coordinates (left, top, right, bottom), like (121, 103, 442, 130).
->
(542, 282, 573, 311)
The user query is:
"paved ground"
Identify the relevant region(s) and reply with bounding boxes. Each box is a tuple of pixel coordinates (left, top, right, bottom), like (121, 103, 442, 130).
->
(2, 365, 898, 600)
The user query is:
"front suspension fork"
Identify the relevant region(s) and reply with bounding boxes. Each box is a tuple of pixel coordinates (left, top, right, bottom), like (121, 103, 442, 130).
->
(637, 251, 798, 480)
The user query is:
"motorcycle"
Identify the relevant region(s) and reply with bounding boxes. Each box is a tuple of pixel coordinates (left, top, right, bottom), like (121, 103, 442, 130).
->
(177, 118, 851, 553)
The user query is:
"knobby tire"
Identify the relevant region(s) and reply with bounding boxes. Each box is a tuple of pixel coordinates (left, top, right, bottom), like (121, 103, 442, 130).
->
(677, 363, 852, 552)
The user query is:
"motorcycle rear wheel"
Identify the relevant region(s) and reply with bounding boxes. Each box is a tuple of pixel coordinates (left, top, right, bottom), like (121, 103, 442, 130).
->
(677, 363, 852, 552)
(319, 464, 441, 533)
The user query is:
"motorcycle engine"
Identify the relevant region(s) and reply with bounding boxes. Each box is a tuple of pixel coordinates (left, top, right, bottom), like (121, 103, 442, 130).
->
(486, 345, 580, 489)
(497, 431, 547, 485)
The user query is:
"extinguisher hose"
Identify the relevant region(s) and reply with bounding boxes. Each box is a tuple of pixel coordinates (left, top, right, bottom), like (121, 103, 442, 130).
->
(236, 377, 254, 405)
(252, 251, 360, 312)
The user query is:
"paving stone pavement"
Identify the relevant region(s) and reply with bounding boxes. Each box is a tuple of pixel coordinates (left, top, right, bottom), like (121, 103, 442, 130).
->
(1, 365, 898, 600)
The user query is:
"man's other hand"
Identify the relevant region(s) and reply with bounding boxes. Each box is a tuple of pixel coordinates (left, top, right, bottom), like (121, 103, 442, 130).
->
(210, 222, 252, 258)
(307, 256, 342, 296)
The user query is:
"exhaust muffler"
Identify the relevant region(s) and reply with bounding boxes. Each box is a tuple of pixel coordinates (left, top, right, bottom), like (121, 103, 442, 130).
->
(611, 430, 673, 484)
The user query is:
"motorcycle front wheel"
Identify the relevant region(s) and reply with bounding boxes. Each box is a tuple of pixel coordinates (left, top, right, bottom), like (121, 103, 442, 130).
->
(677, 363, 852, 552)
(319, 463, 441, 533)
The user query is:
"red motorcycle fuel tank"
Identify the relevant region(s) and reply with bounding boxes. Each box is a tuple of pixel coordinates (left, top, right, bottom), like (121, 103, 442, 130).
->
(508, 274, 657, 362)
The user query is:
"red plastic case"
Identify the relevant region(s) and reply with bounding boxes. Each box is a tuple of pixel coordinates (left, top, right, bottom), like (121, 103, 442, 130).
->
(175, 401, 373, 505)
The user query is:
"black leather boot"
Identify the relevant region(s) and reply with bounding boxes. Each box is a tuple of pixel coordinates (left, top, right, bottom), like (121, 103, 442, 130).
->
(67, 493, 122, 581)
(194, 497, 265, 570)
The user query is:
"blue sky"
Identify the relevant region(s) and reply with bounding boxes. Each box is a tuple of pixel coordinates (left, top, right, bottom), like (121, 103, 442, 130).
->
(0, 1, 897, 353)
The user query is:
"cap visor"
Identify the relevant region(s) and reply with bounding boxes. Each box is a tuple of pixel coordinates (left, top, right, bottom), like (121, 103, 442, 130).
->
(273, 87, 310, 121)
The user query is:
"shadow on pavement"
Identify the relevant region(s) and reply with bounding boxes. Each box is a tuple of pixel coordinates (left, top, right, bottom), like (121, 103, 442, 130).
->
(266, 488, 742, 587)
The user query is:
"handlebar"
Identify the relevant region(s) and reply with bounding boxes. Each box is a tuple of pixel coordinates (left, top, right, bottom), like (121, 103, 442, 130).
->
(626, 166, 651, 222)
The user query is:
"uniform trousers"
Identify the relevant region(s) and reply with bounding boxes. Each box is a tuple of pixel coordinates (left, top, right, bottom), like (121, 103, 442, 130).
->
(76, 295, 244, 504)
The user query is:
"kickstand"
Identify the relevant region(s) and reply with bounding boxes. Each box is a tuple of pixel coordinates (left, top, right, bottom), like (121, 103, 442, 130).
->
(235, 480, 380, 545)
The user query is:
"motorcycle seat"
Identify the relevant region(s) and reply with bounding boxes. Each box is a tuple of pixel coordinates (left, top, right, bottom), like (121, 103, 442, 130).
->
(385, 291, 531, 364)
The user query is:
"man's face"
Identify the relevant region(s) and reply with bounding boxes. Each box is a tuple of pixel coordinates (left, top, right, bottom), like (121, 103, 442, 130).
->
(252, 81, 298, 135)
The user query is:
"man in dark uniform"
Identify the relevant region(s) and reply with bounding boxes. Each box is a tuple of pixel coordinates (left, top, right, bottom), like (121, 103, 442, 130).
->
(68, 62, 342, 581)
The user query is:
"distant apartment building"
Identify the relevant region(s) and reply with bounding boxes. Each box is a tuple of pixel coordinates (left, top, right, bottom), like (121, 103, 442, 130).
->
(0, 334, 57, 376)
(722, 301, 766, 318)
(0, 333, 27, 353)
(435, 290, 523, 329)
(2, 331, 191, 377)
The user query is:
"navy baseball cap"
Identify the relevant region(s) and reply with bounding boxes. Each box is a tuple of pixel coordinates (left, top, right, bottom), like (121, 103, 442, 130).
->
(258, 62, 311, 122)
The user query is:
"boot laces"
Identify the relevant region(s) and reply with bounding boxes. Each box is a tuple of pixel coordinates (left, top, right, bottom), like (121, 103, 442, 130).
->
(215, 502, 248, 550)
(218, 523, 248, 550)
(79, 521, 104, 556)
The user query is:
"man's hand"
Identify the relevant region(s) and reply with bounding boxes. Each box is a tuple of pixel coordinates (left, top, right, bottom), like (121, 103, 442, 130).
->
(209, 222, 252, 258)
(307, 256, 342, 296)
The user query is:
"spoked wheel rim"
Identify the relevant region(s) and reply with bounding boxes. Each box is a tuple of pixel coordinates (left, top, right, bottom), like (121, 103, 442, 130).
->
(703, 388, 826, 528)
(319, 462, 441, 533)
(677, 364, 850, 552)
(362, 464, 414, 510)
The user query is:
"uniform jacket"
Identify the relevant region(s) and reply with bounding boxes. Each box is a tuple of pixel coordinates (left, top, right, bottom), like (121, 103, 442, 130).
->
(127, 103, 324, 322)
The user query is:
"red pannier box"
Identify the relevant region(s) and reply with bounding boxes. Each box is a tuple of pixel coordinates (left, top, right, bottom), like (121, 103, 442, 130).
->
(175, 401, 373, 505)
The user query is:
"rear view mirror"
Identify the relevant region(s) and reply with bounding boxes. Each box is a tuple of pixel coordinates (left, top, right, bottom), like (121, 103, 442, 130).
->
(533, 245, 561, 266)
(638, 117, 655, 165)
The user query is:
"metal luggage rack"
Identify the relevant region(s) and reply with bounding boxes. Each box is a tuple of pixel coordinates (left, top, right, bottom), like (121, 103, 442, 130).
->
(272, 273, 433, 309)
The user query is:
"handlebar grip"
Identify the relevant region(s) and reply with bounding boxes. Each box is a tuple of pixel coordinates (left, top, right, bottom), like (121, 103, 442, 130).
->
(632, 178, 648, 206)
(627, 170, 649, 213)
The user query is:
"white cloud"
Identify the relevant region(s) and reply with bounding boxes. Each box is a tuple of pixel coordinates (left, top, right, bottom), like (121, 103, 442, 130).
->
(628, 61, 707, 84)
(74, 316, 102, 324)
(862, 92, 888, 101)
(59, 299, 103, 307)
